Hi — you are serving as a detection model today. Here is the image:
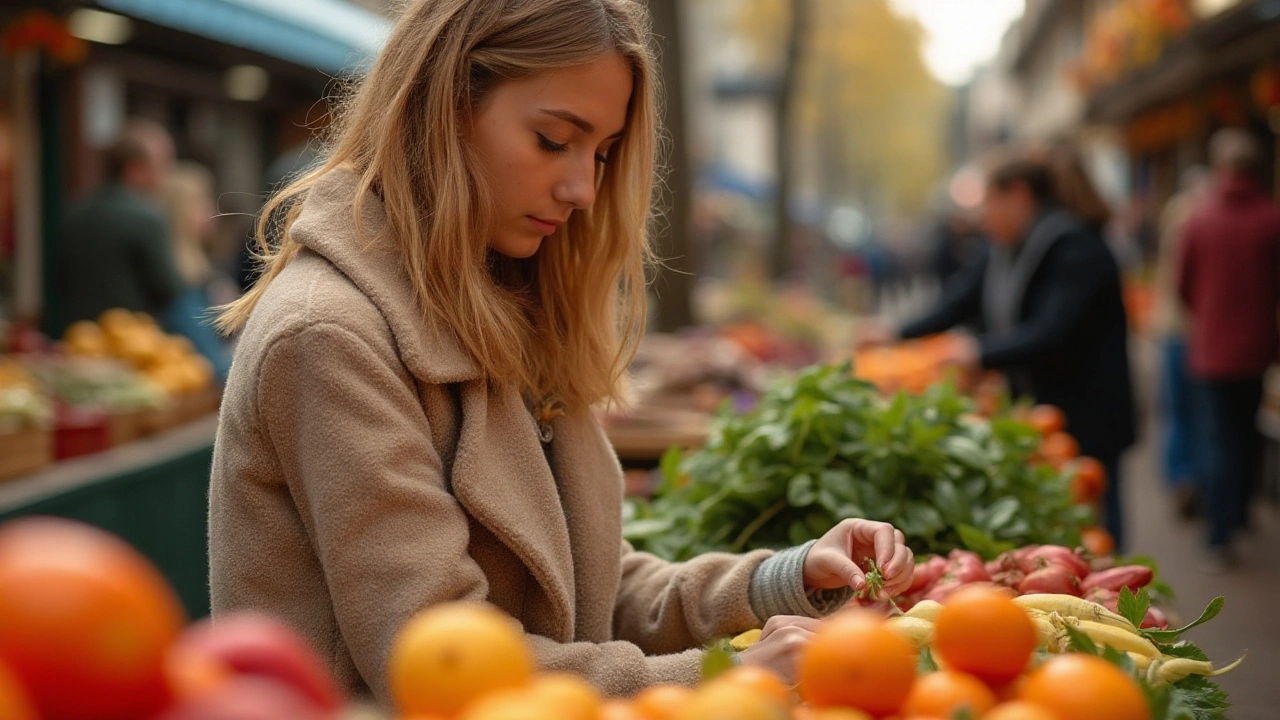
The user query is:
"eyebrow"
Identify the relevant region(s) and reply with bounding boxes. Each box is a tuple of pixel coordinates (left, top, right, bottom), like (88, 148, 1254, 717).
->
(539, 108, 625, 139)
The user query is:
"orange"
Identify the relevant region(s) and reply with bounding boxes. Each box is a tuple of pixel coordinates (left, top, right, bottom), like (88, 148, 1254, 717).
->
(1027, 405, 1066, 436)
(986, 701, 1063, 720)
(527, 673, 601, 720)
(901, 670, 997, 718)
(389, 603, 534, 717)
(600, 699, 652, 720)
(0, 517, 187, 720)
(1080, 527, 1115, 557)
(1020, 654, 1149, 720)
(798, 610, 916, 716)
(674, 682, 790, 720)
(1068, 458, 1108, 505)
(793, 708, 875, 720)
(632, 684, 694, 720)
(1040, 433, 1080, 466)
(933, 586, 1036, 683)
(0, 659, 36, 720)
(458, 688, 555, 720)
(712, 665, 793, 707)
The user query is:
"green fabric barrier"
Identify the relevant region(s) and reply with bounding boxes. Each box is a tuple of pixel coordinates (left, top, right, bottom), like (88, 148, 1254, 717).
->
(0, 443, 213, 620)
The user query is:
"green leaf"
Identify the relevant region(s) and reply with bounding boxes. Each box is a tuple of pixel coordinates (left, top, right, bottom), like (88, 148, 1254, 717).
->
(787, 474, 816, 506)
(700, 640, 736, 681)
(1118, 587, 1150, 628)
(1160, 643, 1210, 662)
(917, 647, 939, 673)
(957, 524, 1016, 560)
(1062, 623, 1099, 655)
(621, 518, 674, 540)
(1101, 646, 1137, 676)
(1167, 675, 1230, 720)
(1144, 597, 1225, 644)
(940, 435, 987, 468)
(983, 496, 1020, 532)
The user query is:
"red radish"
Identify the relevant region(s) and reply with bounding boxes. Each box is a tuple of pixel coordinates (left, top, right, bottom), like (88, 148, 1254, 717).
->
(946, 549, 992, 584)
(1142, 606, 1170, 629)
(924, 580, 964, 603)
(1020, 546, 1091, 579)
(907, 556, 948, 594)
(992, 568, 1025, 590)
(1018, 566, 1082, 596)
(1080, 565, 1154, 594)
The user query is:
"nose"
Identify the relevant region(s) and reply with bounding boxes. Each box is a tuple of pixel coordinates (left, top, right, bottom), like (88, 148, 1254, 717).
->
(552, 156, 598, 210)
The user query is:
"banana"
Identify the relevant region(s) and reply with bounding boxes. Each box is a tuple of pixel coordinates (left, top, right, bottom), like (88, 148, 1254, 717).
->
(1050, 616, 1159, 658)
(729, 628, 761, 651)
(1156, 653, 1246, 684)
(905, 600, 943, 622)
(886, 616, 935, 649)
(1013, 594, 1137, 632)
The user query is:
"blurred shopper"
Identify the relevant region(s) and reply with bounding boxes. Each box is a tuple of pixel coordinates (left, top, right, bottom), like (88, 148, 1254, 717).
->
(1178, 129, 1280, 569)
(1155, 165, 1210, 518)
(55, 119, 181, 333)
(863, 152, 1136, 551)
(162, 162, 232, 383)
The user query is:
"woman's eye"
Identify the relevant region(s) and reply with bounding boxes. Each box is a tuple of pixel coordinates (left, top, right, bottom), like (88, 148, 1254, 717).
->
(537, 134, 568, 154)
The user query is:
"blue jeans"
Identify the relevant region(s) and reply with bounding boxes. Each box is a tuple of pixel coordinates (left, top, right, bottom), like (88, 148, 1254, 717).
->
(1191, 377, 1264, 548)
(1159, 338, 1199, 487)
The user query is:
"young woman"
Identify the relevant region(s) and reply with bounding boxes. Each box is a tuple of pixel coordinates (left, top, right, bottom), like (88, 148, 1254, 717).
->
(209, 0, 913, 702)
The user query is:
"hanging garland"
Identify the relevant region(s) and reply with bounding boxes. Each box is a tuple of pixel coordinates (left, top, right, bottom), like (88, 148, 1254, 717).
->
(1, 10, 87, 65)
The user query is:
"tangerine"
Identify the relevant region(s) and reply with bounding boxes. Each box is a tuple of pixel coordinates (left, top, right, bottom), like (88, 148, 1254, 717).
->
(712, 665, 793, 707)
(458, 689, 555, 720)
(388, 603, 534, 717)
(1080, 527, 1115, 557)
(0, 659, 36, 720)
(0, 517, 187, 720)
(1020, 654, 1149, 720)
(901, 670, 997, 718)
(798, 610, 916, 716)
(1040, 433, 1080, 466)
(527, 673, 600, 720)
(985, 701, 1063, 720)
(674, 681, 789, 720)
(933, 586, 1036, 683)
(1027, 405, 1067, 436)
(600, 699, 652, 720)
(632, 684, 694, 720)
(1068, 458, 1108, 505)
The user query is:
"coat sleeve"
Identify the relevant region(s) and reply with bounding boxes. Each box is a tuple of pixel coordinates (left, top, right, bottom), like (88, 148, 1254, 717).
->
(251, 321, 715, 699)
(899, 248, 988, 339)
(978, 238, 1106, 369)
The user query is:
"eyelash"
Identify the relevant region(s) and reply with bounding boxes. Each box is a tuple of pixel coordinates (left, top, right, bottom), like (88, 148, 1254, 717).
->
(538, 133, 610, 165)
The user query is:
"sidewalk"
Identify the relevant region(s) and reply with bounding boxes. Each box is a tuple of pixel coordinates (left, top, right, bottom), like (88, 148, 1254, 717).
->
(1124, 340, 1280, 720)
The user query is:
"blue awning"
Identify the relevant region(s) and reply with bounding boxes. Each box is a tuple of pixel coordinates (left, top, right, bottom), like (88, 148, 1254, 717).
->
(96, 0, 392, 75)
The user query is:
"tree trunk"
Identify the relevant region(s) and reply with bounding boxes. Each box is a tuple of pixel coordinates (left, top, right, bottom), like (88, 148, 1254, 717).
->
(770, 0, 810, 282)
(647, 0, 696, 332)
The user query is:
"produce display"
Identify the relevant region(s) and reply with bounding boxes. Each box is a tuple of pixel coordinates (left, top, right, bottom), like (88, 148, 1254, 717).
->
(0, 359, 51, 432)
(624, 362, 1093, 561)
(63, 309, 214, 396)
(851, 334, 972, 395)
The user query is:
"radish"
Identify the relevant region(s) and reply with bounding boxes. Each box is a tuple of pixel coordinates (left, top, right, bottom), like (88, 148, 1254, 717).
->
(1018, 566, 1082, 596)
(1080, 565, 1154, 594)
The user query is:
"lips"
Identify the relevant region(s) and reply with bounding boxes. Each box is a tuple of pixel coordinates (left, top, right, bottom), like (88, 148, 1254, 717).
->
(527, 216, 562, 236)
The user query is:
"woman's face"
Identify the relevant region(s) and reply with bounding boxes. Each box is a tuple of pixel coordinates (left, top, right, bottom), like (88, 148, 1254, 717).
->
(469, 53, 633, 259)
(981, 183, 1034, 247)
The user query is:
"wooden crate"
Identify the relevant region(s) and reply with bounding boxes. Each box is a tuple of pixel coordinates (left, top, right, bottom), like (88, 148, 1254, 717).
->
(107, 408, 147, 447)
(0, 427, 54, 481)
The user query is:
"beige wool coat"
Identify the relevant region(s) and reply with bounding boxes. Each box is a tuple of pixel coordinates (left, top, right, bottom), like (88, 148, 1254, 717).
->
(208, 171, 785, 702)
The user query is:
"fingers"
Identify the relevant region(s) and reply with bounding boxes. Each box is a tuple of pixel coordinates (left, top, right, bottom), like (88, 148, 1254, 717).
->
(761, 614, 823, 638)
(882, 546, 915, 596)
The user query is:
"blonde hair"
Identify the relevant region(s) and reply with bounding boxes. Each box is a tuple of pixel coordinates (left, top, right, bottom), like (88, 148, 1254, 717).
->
(218, 0, 659, 410)
(163, 161, 216, 287)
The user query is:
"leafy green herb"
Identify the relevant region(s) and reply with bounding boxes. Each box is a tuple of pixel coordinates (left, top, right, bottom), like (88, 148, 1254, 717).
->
(626, 363, 1091, 560)
(1118, 586, 1151, 628)
(917, 647, 939, 673)
(1062, 623, 1099, 655)
(1166, 674, 1230, 720)
(700, 639, 736, 681)
(1144, 597, 1225, 644)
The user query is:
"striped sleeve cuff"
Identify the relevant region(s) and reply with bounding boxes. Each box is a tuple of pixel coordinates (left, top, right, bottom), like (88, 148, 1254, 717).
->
(747, 540, 855, 622)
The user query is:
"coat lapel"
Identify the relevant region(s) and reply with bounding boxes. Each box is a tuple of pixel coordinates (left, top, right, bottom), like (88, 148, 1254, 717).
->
(291, 169, 578, 637)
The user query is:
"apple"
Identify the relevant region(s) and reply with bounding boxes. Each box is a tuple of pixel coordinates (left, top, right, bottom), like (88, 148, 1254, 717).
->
(166, 613, 344, 712)
(155, 676, 332, 720)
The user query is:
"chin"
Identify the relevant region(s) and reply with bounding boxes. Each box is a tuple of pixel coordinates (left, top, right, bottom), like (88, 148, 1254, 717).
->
(491, 234, 544, 259)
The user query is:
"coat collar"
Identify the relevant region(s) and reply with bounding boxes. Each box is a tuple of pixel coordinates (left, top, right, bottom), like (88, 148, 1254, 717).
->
(289, 169, 480, 385)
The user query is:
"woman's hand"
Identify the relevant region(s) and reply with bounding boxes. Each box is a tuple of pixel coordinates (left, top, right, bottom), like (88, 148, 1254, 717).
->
(803, 519, 914, 598)
(735, 615, 823, 685)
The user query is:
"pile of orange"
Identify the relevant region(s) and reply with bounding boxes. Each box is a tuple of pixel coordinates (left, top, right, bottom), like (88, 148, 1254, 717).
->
(797, 586, 1151, 720)
(853, 334, 973, 394)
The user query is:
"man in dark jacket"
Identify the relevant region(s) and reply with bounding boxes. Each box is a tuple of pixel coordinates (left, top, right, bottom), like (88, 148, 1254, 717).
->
(1178, 128, 1280, 568)
(865, 156, 1137, 551)
(55, 119, 182, 334)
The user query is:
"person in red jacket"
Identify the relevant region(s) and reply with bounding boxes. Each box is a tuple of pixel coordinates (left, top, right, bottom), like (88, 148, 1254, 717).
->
(1177, 128, 1280, 568)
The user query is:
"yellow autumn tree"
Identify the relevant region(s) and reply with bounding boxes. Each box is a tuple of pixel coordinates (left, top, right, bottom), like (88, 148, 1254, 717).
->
(737, 0, 947, 216)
